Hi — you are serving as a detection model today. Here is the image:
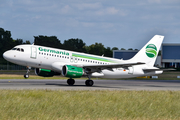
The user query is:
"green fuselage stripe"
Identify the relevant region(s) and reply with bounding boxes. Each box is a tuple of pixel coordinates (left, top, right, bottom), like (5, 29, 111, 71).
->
(72, 53, 117, 63)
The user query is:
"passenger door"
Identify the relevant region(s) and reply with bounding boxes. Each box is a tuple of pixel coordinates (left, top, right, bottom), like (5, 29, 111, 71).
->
(31, 47, 37, 59)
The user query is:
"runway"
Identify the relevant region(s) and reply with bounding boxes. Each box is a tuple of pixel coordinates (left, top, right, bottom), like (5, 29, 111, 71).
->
(0, 79, 180, 90)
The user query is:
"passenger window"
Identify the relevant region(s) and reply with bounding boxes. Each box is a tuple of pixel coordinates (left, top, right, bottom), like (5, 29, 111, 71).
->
(17, 48, 20, 51)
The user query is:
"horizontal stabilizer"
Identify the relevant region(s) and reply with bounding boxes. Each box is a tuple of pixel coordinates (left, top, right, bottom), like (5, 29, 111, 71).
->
(143, 68, 175, 72)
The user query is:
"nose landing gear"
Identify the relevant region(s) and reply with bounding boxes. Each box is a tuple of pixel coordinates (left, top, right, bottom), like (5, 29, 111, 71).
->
(24, 74, 29, 78)
(24, 66, 31, 79)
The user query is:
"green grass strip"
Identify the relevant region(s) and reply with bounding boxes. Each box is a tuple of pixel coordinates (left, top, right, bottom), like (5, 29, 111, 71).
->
(0, 90, 180, 120)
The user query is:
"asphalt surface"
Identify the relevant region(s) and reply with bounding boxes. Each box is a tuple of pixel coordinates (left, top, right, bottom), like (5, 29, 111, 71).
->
(0, 79, 180, 90)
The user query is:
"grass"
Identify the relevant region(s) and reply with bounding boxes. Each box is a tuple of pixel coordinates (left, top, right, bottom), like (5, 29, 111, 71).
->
(157, 71, 180, 79)
(0, 90, 180, 120)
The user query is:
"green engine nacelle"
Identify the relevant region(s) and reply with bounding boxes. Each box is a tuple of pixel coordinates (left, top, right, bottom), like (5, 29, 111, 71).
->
(35, 68, 55, 77)
(62, 65, 83, 78)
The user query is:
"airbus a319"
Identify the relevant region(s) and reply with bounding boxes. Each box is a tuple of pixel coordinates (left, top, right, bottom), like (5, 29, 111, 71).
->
(3, 35, 164, 86)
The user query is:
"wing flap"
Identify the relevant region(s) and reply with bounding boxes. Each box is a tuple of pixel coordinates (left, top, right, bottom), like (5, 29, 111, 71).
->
(83, 62, 145, 69)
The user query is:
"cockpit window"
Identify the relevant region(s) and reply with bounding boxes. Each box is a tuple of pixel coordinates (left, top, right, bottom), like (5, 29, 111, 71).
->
(12, 48, 17, 50)
(11, 47, 24, 52)
(21, 49, 24, 52)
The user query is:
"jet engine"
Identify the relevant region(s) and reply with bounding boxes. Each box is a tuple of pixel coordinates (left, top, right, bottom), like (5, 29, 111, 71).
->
(62, 65, 84, 78)
(35, 68, 56, 77)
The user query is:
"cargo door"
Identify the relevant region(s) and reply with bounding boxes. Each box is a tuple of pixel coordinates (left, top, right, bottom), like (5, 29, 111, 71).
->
(128, 67, 134, 74)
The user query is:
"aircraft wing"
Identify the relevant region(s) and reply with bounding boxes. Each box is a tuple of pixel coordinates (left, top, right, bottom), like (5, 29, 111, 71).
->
(143, 68, 175, 72)
(82, 62, 145, 70)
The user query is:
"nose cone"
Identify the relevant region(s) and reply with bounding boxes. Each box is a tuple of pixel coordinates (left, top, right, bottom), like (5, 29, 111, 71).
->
(3, 51, 13, 62)
(3, 50, 26, 66)
(3, 51, 8, 60)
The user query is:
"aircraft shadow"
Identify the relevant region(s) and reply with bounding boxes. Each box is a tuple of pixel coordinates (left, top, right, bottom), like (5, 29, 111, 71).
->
(45, 83, 126, 89)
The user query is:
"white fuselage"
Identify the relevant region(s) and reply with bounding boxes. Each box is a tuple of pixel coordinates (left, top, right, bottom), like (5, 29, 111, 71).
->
(3, 44, 162, 78)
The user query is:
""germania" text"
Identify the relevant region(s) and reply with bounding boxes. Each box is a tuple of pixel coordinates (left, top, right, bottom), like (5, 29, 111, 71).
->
(38, 47, 69, 56)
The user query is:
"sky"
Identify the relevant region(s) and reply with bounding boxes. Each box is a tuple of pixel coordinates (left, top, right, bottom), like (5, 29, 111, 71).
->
(1, 0, 180, 50)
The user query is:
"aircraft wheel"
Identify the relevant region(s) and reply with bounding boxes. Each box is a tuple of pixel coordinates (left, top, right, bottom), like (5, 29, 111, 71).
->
(67, 79, 75, 85)
(24, 74, 29, 79)
(85, 80, 94, 86)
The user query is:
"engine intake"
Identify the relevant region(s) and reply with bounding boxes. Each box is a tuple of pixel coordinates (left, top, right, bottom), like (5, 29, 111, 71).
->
(62, 65, 83, 78)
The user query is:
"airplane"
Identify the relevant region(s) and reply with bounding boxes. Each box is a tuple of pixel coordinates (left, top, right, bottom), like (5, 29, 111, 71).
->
(3, 35, 164, 86)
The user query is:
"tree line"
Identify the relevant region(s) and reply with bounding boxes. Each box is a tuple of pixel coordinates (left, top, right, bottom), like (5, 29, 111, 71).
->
(0, 27, 137, 64)
(34, 35, 120, 57)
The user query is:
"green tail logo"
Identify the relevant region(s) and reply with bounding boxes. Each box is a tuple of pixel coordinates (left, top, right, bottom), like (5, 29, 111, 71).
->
(145, 44, 157, 58)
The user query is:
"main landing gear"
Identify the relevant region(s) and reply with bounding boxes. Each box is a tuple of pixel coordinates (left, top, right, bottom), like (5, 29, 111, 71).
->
(67, 79, 75, 86)
(85, 80, 94, 86)
(24, 66, 31, 79)
(85, 75, 94, 86)
(67, 76, 94, 86)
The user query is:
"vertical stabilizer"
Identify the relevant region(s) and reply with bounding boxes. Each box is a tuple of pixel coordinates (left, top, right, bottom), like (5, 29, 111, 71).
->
(130, 35, 164, 67)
